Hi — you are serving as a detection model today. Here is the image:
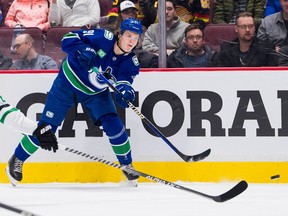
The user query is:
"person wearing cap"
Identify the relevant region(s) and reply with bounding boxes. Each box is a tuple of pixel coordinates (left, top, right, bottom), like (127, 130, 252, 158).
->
(105, 0, 139, 33)
(6, 17, 144, 187)
(142, 0, 190, 55)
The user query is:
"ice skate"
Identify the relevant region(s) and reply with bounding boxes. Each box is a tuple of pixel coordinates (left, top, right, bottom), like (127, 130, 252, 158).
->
(122, 164, 139, 187)
(5, 154, 23, 187)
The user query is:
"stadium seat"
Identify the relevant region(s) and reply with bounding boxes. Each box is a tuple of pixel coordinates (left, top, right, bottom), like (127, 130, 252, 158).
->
(204, 24, 237, 52)
(44, 27, 80, 66)
(0, 27, 44, 62)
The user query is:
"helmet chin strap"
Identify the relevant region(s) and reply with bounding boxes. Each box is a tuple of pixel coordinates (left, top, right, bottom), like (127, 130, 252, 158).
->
(116, 37, 129, 54)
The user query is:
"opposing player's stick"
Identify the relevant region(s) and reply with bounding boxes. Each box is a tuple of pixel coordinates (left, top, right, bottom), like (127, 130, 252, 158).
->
(0, 201, 40, 216)
(92, 67, 211, 162)
(58, 144, 248, 202)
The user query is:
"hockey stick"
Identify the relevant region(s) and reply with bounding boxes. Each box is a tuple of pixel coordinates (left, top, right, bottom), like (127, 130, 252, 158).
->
(58, 144, 248, 202)
(92, 67, 211, 162)
(0, 201, 40, 216)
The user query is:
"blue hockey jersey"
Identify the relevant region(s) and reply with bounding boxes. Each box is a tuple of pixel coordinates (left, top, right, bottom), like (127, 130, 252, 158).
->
(58, 28, 140, 95)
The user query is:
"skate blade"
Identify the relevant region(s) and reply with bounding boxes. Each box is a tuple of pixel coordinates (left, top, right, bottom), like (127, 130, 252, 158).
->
(5, 167, 19, 187)
(119, 179, 138, 187)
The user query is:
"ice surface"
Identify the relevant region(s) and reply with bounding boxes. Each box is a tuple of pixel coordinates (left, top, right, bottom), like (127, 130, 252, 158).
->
(0, 182, 286, 216)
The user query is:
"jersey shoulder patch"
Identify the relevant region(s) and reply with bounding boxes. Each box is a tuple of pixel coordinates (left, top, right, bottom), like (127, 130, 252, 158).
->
(104, 30, 114, 40)
(132, 55, 139, 66)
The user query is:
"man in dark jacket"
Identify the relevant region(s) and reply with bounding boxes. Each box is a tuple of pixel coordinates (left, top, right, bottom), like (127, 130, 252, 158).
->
(217, 12, 278, 67)
(0, 51, 12, 69)
(167, 24, 217, 67)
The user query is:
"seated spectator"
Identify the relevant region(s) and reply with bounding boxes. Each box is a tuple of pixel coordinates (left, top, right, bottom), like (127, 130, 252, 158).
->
(107, 0, 139, 34)
(4, 0, 50, 31)
(167, 24, 217, 67)
(0, 50, 12, 69)
(142, 0, 189, 55)
(217, 12, 278, 67)
(265, 0, 281, 17)
(257, 0, 288, 52)
(278, 45, 288, 66)
(10, 33, 58, 70)
(48, 0, 100, 28)
(212, 0, 265, 29)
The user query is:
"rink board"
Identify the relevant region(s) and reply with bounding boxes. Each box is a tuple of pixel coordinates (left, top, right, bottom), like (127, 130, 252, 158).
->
(0, 68, 288, 183)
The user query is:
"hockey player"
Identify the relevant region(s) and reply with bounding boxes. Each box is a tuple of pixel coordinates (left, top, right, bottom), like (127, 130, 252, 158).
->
(6, 17, 143, 186)
(0, 96, 58, 186)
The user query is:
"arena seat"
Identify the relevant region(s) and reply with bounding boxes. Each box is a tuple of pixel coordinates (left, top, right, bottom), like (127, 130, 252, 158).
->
(44, 27, 80, 66)
(0, 27, 44, 62)
(204, 24, 237, 52)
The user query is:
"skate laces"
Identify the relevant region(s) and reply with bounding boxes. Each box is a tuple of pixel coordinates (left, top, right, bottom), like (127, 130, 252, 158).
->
(14, 158, 23, 173)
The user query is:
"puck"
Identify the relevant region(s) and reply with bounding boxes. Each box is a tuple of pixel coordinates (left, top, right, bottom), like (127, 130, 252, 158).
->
(271, 174, 280, 180)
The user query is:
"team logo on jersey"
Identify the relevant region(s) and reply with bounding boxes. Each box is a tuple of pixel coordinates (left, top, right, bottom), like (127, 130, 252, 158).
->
(104, 30, 114, 40)
(132, 55, 139, 66)
(46, 111, 54, 118)
(97, 49, 106, 58)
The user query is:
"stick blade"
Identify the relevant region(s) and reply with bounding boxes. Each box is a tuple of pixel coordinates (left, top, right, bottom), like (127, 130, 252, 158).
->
(213, 180, 248, 202)
(184, 149, 211, 162)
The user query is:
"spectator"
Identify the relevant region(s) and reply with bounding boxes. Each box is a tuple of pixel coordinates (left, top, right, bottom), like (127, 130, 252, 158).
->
(167, 24, 217, 67)
(0, 50, 12, 69)
(10, 33, 58, 70)
(278, 45, 288, 65)
(4, 0, 50, 31)
(212, 0, 265, 28)
(142, 0, 189, 55)
(265, 0, 281, 17)
(110, 0, 139, 34)
(48, 0, 100, 28)
(217, 12, 278, 67)
(257, 0, 288, 52)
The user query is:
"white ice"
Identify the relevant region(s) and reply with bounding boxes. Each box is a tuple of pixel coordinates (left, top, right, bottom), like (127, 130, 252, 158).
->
(0, 181, 286, 216)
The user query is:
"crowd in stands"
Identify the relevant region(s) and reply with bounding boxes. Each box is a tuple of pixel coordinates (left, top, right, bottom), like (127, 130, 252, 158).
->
(0, 0, 287, 69)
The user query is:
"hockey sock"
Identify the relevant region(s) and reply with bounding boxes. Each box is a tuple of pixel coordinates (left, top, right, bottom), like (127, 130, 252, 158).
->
(14, 135, 39, 161)
(99, 114, 132, 165)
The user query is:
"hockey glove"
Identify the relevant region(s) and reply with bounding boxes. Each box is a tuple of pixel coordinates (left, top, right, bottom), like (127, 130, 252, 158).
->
(76, 47, 97, 71)
(32, 123, 58, 153)
(115, 82, 135, 108)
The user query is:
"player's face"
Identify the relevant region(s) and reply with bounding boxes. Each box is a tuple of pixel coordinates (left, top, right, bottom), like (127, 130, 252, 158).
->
(119, 30, 139, 52)
(235, 17, 255, 42)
